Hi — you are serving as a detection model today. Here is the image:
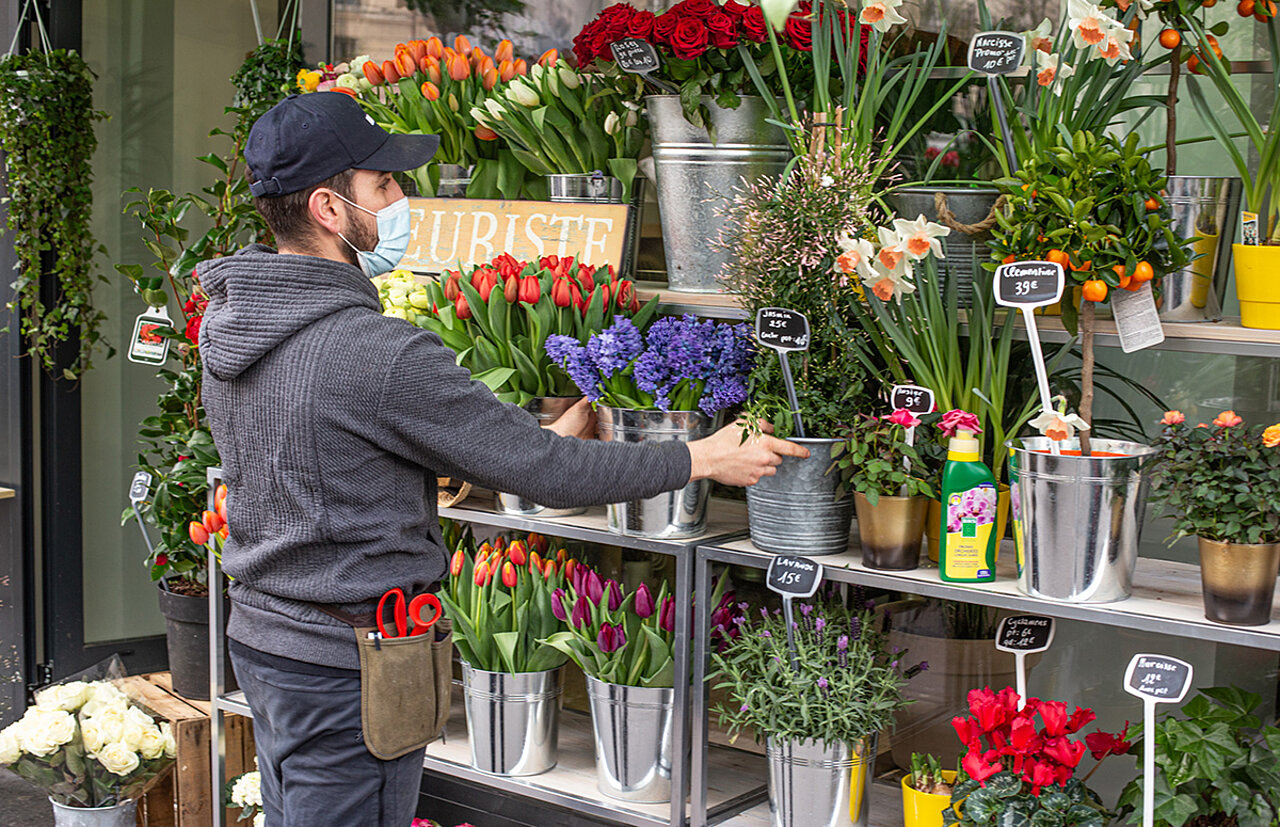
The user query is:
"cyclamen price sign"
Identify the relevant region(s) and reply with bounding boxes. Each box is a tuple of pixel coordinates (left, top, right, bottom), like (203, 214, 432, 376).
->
(1124, 653, 1194, 827)
(995, 615, 1055, 709)
(767, 555, 824, 673)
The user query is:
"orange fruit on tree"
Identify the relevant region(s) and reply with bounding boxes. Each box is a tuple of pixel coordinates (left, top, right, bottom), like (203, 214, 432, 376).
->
(1186, 53, 1202, 73)
(1002, 254, 1017, 265)
(1133, 261, 1155, 282)
(1047, 249, 1070, 267)
(1203, 0, 1217, 6)
(1238, 0, 1256, 15)
(1144, 196, 1160, 210)
(1158, 28, 1182, 48)
(1112, 264, 1127, 279)
(1082, 279, 1108, 302)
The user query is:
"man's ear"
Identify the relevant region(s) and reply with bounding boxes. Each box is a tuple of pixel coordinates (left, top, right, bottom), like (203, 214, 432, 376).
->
(308, 187, 346, 236)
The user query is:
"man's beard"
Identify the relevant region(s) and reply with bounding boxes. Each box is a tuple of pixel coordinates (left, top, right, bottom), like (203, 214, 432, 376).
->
(342, 210, 379, 267)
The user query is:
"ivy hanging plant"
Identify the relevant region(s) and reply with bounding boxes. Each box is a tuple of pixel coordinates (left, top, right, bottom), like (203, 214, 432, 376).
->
(0, 49, 111, 380)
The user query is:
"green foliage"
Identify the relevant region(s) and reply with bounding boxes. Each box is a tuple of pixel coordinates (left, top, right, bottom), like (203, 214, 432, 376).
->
(1117, 687, 1280, 827)
(945, 774, 1109, 827)
(830, 413, 934, 503)
(229, 35, 305, 127)
(710, 595, 914, 746)
(0, 49, 111, 380)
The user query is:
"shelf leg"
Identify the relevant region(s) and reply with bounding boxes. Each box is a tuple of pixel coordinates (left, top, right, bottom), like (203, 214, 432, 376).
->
(671, 549, 693, 827)
(689, 552, 714, 827)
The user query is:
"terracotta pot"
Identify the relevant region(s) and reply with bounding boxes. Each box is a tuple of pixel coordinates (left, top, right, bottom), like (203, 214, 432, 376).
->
(855, 493, 928, 571)
(1198, 537, 1280, 626)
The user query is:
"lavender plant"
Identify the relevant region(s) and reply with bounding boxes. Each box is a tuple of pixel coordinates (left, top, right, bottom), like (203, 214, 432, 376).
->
(545, 315, 752, 414)
(710, 594, 920, 747)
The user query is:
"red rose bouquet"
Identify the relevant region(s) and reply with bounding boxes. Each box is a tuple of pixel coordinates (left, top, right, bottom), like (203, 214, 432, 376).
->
(945, 687, 1132, 827)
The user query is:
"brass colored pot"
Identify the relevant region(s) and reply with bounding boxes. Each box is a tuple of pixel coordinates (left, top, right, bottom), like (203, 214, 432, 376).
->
(855, 493, 928, 571)
(1199, 537, 1280, 626)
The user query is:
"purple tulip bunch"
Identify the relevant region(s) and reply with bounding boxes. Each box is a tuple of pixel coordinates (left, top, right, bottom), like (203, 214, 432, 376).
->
(539, 566, 677, 688)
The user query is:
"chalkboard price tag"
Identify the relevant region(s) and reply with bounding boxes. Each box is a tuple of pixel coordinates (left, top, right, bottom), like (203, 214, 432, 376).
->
(968, 31, 1025, 75)
(995, 615, 1055, 654)
(891, 384, 935, 415)
(755, 307, 811, 353)
(1124, 654, 1193, 703)
(766, 556, 823, 599)
(611, 38, 660, 74)
(994, 261, 1065, 309)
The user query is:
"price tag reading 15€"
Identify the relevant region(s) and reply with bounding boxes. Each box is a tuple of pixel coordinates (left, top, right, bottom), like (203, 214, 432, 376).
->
(994, 261, 1065, 309)
(766, 555, 823, 599)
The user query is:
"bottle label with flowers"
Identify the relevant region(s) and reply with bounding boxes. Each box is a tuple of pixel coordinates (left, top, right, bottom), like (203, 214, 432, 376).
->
(945, 483, 997, 580)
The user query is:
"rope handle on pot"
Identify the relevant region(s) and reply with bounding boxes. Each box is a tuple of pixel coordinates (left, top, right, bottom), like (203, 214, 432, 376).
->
(933, 191, 1008, 237)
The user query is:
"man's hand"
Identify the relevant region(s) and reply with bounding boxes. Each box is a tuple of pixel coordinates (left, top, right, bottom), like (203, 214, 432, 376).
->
(545, 397, 597, 440)
(687, 420, 810, 487)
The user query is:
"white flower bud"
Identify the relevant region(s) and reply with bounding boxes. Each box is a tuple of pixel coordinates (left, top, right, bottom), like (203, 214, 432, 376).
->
(484, 97, 506, 121)
(604, 111, 621, 135)
(505, 79, 541, 108)
(558, 66, 581, 89)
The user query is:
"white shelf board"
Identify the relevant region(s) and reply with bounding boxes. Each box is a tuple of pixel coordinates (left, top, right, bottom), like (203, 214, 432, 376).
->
(703, 536, 1280, 652)
(720, 778, 905, 827)
(424, 684, 765, 827)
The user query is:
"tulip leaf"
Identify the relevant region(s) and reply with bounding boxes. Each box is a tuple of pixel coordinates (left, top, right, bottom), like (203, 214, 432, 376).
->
(493, 631, 520, 674)
(469, 367, 517, 394)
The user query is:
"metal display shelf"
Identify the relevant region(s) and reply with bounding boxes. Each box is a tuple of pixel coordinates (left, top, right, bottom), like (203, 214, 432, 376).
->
(688, 534, 1280, 827)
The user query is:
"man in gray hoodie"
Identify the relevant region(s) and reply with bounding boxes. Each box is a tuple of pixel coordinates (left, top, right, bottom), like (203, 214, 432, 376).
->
(199, 92, 806, 827)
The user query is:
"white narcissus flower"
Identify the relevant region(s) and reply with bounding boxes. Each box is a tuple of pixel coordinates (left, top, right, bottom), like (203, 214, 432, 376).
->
(860, 0, 907, 32)
(1096, 25, 1133, 65)
(834, 231, 875, 280)
(893, 215, 950, 260)
(97, 742, 141, 777)
(0, 723, 21, 764)
(874, 225, 908, 272)
(505, 78, 541, 108)
(604, 111, 621, 135)
(862, 255, 917, 303)
(1035, 52, 1074, 88)
(35, 681, 89, 712)
(1068, 0, 1120, 50)
(1023, 19, 1054, 60)
(1029, 408, 1090, 441)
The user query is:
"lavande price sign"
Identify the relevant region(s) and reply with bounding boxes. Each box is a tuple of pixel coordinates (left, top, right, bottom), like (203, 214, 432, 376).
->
(767, 555, 824, 673)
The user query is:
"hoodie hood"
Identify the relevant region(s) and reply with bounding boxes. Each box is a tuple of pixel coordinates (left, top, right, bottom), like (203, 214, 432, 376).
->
(200, 244, 381, 380)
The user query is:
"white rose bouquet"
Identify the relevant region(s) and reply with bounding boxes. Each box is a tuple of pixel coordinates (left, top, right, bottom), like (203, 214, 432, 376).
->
(227, 768, 264, 825)
(0, 678, 176, 807)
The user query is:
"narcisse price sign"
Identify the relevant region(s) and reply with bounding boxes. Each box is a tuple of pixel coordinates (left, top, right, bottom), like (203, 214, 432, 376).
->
(755, 307, 810, 352)
(1124, 654, 1193, 703)
(995, 615, 1055, 654)
(610, 38, 660, 74)
(994, 261, 1065, 309)
(766, 555, 823, 599)
(891, 384, 935, 415)
(968, 31, 1025, 75)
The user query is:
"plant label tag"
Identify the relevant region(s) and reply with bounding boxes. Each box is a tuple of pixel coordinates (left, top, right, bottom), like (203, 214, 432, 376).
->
(1110, 282, 1165, 353)
(128, 471, 152, 505)
(1241, 211, 1260, 246)
(755, 308, 810, 353)
(995, 615, 1055, 654)
(995, 261, 1064, 309)
(891, 384, 935, 415)
(968, 31, 1025, 75)
(766, 555, 823, 599)
(1124, 653, 1193, 704)
(611, 38, 660, 74)
(127, 311, 173, 365)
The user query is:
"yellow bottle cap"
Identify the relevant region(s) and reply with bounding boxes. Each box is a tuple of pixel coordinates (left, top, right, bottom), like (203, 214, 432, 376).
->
(948, 429, 981, 461)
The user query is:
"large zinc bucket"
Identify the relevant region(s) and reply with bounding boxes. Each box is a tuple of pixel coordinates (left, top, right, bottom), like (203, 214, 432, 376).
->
(495, 397, 587, 518)
(596, 406, 722, 539)
(747, 438, 853, 556)
(1008, 437, 1157, 604)
(1158, 176, 1241, 322)
(648, 95, 791, 293)
(545, 174, 647, 279)
(887, 188, 1002, 304)
(585, 676, 674, 803)
(766, 734, 877, 827)
(461, 664, 563, 777)
(50, 798, 138, 827)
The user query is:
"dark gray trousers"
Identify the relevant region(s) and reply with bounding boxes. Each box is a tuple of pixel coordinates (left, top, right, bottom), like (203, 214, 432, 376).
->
(230, 641, 425, 827)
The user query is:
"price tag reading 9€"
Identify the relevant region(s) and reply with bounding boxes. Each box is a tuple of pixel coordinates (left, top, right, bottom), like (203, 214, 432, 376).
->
(891, 384, 935, 415)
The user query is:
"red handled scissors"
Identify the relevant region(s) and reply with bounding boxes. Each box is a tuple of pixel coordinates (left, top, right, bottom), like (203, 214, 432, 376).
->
(376, 588, 443, 638)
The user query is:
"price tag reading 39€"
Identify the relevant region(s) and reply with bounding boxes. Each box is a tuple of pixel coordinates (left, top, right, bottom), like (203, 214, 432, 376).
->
(766, 555, 823, 599)
(891, 384, 935, 415)
(995, 615, 1055, 654)
(968, 31, 1026, 75)
(755, 307, 810, 353)
(994, 261, 1065, 310)
(1124, 654, 1193, 703)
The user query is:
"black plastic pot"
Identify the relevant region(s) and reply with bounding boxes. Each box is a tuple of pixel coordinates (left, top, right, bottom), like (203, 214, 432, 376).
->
(157, 585, 236, 700)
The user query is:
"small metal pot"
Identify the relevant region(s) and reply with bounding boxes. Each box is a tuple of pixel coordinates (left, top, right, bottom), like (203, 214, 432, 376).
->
(495, 397, 586, 518)
(855, 493, 928, 571)
(585, 676, 674, 803)
(50, 798, 138, 827)
(1198, 537, 1280, 626)
(747, 438, 853, 556)
(766, 734, 877, 827)
(546, 173, 625, 203)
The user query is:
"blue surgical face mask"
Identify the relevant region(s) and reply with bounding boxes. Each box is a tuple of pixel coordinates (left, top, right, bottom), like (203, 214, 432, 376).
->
(335, 192, 411, 278)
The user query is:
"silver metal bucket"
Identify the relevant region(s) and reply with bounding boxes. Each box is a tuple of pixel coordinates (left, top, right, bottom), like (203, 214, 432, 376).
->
(1008, 437, 1157, 604)
(648, 95, 791, 293)
(596, 406, 723, 539)
(585, 675, 674, 803)
(746, 438, 853, 556)
(435, 163, 472, 197)
(496, 397, 587, 518)
(766, 734, 877, 827)
(887, 188, 1001, 304)
(545, 175, 647, 279)
(51, 799, 138, 827)
(1158, 176, 1242, 322)
(461, 664, 563, 777)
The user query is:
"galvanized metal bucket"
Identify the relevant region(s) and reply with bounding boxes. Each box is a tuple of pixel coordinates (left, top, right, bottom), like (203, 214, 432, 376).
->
(1158, 176, 1242, 322)
(461, 664, 563, 777)
(545, 175, 647, 279)
(1008, 437, 1157, 604)
(585, 676, 674, 803)
(596, 406, 723, 539)
(436, 163, 472, 197)
(495, 397, 587, 518)
(766, 734, 877, 827)
(746, 438, 853, 556)
(887, 188, 1001, 304)
(50, 798, 138, 827)
(647, 95, 791, 293)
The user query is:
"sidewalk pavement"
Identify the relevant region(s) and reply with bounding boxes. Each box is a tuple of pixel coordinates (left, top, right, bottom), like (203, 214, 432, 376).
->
(0, 771, 53, 826)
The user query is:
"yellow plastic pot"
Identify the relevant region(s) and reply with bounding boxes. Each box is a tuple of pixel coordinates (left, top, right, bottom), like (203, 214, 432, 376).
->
(1233, 244, 1280, 329)
(901, 771, 958, 827)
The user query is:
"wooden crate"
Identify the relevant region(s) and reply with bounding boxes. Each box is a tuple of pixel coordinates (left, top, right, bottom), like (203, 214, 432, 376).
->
(119, 673, 256, 827)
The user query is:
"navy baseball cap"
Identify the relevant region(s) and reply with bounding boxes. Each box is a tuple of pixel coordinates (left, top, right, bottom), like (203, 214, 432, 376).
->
(245, 92, 440, 197)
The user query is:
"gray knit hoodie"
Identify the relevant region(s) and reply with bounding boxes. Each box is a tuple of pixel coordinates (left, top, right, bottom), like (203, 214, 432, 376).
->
(200, 245, 691, 668)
